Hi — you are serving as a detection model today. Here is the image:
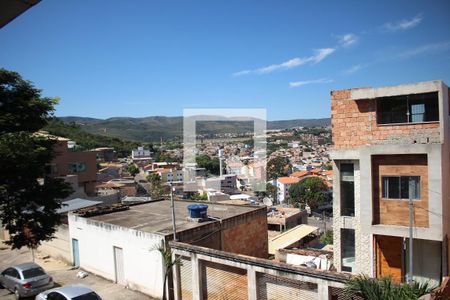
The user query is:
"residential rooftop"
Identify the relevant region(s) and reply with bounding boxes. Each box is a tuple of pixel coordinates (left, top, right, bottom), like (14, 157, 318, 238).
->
(85, 200, 262, 236)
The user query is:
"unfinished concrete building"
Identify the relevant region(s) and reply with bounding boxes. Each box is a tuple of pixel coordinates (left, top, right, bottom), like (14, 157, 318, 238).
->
(331, 80, 450, 285)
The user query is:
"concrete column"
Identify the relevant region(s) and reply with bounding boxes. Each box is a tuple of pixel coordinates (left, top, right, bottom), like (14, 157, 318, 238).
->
(191, 253, 203, 300)
(317, 280, 329, 300)
(247, 266, 257, 300)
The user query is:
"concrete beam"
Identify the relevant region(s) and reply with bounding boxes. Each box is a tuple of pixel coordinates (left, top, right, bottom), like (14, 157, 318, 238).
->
(350, 80, 442, 100)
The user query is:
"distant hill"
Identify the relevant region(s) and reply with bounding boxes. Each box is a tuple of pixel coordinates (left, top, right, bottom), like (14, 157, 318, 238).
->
(55, 116, 330, 142)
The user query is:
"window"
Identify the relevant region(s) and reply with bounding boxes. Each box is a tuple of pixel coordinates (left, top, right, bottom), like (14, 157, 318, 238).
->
(47, 292, 67, 300)
(340, 163, 355, 216)
(68, 162, 86, 173)
(22, 267, 46, 279)
(341, 229, 355, 272)
(73, 292, 102, 300)
(382, 176, 420, 199)
(377, 92, 439, 125)
(2, 268, 19, 278)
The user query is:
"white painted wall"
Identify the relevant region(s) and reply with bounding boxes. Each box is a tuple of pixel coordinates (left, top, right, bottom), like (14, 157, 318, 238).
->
(68, 214, 165, 298)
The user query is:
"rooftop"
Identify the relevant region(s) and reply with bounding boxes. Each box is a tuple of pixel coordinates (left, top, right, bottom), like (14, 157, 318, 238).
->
(269, 224, 319, 255)
(85, 200, 261, 236)
(278, 177, 300, 184)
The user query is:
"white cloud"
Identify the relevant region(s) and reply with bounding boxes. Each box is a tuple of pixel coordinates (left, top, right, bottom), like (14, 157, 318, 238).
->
(383, 14, 423, 32)
(338, 34, 358, 47)
(232, 48, 335, 76)
(344, 64, 364, 75)
(289, 78, 333, 88)
(310, 48, 335, 64)
(396, 41, 450, 59)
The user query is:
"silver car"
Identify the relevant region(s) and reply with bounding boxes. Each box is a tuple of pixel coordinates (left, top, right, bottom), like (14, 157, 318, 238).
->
(35, 284, 102, 300)
(0, 262, 54, 299)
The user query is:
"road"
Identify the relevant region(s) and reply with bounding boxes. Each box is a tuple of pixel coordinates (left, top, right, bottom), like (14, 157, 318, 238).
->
(0, 243, 154, 300)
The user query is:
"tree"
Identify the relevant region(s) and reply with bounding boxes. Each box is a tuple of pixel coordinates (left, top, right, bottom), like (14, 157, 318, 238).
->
(146, 173, 169, 198)
(344, 275, 432, 300)
(153, 244, 182, 300)
(196, 154, 220, 175)
(147, 173, 161, 184)
(319, 230, 333, 245)
(0, 69, 73, 250)
(288, 177, 328, 209)
(255, 183, 277, 203)
(267, 156, 291, 179)
(126, 163, 139, 176)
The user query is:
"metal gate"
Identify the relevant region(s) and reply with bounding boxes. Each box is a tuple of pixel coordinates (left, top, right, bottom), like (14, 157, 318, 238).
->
(202, 261, 247, 300)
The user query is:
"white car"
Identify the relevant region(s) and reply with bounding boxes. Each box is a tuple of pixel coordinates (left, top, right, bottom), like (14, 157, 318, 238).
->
(35, 284, 102, 300)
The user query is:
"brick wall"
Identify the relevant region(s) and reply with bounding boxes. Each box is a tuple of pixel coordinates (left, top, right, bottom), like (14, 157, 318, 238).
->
(331, 89, 440, 149)
(372, 154, 429, 227)
(222, 209, 268, 258)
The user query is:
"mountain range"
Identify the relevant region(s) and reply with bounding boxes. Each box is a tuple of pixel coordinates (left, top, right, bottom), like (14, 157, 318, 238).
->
(56, 116, 331, 142)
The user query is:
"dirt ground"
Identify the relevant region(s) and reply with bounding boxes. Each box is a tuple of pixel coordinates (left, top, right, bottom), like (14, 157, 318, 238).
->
(0, 243, 154, 300)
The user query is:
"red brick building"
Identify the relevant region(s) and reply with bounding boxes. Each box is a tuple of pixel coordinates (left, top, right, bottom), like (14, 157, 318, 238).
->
(331, 80, 450, 285)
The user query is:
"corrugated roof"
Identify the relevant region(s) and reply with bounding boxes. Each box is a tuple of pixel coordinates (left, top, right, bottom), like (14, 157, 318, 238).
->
(57, 198, 102, 214)
(268, 224, 319, 255)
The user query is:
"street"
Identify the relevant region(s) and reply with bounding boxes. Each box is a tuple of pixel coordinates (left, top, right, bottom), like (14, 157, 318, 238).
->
(0, 243, 153, 300)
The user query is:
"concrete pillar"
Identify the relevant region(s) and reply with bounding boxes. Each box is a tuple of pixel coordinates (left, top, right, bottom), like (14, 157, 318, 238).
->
(191, 253, 203, 300)
(317, 280, 329, 300)
(247, 266, 258, 300)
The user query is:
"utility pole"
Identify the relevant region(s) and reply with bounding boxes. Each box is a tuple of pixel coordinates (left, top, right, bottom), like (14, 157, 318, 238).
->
(407, 177, 414, 283)
(169, 182, 177, 241)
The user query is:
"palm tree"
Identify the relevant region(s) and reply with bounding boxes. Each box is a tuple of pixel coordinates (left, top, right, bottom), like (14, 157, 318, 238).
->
(153, 244, 182, 300)
(344, 275, 432, 300)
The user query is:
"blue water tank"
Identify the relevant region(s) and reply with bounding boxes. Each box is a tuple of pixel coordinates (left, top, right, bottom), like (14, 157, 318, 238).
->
(187, 204, 208, 219)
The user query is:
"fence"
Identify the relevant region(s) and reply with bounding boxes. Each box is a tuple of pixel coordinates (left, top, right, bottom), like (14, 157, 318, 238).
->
(170, 241, 358, 300)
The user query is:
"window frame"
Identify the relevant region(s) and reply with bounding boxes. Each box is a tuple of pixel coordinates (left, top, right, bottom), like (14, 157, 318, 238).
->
(376, 92, 439, 125)
(381, 175, 421, 200)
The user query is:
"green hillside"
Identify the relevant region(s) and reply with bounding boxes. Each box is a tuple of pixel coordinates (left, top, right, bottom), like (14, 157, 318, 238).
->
(54, 116, 330, 142)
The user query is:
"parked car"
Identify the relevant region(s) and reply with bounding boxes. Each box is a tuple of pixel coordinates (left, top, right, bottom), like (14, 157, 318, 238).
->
(35, 284, 102, 300)
(0, 262, 54, 299)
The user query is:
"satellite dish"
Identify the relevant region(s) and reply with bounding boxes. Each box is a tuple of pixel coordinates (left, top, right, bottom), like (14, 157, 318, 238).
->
(262, 197, 273, 207)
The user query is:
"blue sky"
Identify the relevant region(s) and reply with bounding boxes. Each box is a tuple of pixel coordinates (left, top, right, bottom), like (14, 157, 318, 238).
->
(1, 1, 450, 120)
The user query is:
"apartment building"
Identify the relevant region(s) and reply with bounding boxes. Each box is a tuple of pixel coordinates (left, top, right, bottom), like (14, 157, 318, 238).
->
(277, 177, 300, 203)
(43, 133, 97, 194)
(331, 80, 450, 286)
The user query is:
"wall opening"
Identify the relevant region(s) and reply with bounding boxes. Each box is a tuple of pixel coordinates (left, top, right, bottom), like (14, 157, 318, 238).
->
(340, 163, 355, 217)
(377, 92, 439, 125)
(341, 229, 355, 272)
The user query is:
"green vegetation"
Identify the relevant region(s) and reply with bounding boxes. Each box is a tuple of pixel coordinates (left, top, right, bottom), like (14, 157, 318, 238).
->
(146, 173, 168, 199)
(288, 177, 328, 209)
(196, 154, 220, 175)
(0, 69, 73, 249)
(191, 193, 208, 200)
(344, 275, 432, 300)
(126, 163, 139, 176)
(267, 156, 291, 179)
(56, 116, 330, 142)
(255, 183, 277, 202)
(45, 118, 145, 157)
(319, 230, 333, 245)
(153, 245, 182, 300)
